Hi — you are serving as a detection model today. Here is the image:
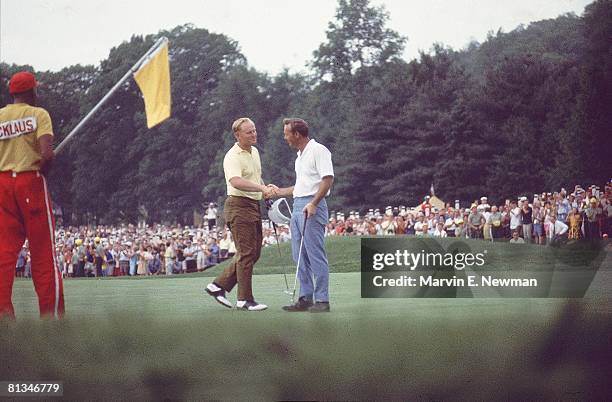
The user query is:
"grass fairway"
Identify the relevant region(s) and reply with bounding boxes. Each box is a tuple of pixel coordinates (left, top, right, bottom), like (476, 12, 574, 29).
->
(3, 238, 611, 400)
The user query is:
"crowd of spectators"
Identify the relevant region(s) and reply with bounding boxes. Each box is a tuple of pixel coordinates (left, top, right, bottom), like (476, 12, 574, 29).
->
(15, 222, 234, 278)
(324, 183, 611, 246)
(15, 219, 292, 279)
(15, 182, 610, 278)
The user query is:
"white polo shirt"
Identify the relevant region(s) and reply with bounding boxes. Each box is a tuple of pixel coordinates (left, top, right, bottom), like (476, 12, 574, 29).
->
(293, 139, 334, 198)
(510, 207, 521, 229)
(551, 220, 568, 236)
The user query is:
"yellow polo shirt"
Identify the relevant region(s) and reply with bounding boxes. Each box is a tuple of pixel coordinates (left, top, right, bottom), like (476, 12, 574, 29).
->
(223, 142, 263, 200)
(0, 103, 53, 172)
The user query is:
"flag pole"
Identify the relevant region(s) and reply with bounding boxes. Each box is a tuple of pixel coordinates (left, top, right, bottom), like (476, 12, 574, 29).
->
(55, 36, 168, 155)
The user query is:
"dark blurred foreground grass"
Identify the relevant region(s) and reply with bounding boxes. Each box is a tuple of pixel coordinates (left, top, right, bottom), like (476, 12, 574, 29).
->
(1, 301, 610, 401)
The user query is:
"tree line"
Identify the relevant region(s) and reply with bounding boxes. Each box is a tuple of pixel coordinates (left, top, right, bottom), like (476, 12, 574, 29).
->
(1, 0, 610, 225)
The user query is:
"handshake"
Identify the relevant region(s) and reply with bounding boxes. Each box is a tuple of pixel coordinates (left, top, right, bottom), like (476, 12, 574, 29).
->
(263, 184, 281, 199)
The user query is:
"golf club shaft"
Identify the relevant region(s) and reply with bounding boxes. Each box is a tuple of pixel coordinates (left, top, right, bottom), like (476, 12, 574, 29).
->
(272, 221, 289, 290)
(292, 211, 308, 302)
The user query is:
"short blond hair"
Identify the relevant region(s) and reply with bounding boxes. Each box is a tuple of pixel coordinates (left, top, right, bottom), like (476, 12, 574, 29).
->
(231, 117, 253, 133)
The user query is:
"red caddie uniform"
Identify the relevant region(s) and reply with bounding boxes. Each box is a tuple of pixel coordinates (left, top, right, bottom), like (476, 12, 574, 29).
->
(0, 72, 64, 319)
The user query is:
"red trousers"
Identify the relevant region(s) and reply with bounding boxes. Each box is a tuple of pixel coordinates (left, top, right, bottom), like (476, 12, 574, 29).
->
(0, 171, 64, 319)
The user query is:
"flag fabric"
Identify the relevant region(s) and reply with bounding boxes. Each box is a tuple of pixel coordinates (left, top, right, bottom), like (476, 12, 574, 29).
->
(430, 183, 435, 196)
(134, 40, 171, 128)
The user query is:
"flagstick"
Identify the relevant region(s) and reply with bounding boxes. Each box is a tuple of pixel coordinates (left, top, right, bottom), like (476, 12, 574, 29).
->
(55, 37, 168, 155)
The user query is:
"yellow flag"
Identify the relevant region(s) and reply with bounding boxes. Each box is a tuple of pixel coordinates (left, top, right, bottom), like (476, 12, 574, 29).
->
(134, 41, 171, 128)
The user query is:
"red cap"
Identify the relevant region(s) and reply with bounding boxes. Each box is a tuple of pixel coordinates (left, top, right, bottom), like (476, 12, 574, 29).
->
(9, 71, 37, 95)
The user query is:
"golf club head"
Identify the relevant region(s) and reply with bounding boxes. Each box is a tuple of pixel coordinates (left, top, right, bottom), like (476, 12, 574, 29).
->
(268, 198, 292, 225)
(283, 289, 295, 302)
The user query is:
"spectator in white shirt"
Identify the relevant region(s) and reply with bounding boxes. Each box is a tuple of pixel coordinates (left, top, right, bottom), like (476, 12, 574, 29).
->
(433, 222, 447, 238)
(509, 230, 525, 244)
(510, 200, 522, 235)
(549, 214, 569, 246)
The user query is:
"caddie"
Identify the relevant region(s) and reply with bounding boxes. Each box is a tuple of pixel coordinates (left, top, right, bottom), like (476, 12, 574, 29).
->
(0, 71, 64, 319)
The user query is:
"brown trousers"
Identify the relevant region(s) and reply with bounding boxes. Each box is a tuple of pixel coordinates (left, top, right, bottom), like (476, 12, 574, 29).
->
(214, 196, 262, 301)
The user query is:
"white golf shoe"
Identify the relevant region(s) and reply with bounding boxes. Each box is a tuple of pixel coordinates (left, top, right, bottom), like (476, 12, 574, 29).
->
(205, 283, 232, 308)
(236, 300, 268, 311)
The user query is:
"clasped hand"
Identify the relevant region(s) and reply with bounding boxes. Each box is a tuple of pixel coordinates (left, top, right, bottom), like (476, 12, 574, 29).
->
(263, 184, 280, 199)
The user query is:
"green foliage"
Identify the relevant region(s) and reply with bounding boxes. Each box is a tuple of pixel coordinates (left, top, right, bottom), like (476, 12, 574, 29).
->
(311, 0, 406, 81)
(434, 98, 491, 203)
(577, 0, 612, 184)
(458, 13, 585, 79)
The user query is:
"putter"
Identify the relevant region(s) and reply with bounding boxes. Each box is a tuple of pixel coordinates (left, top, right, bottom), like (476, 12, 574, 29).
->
(291, 211, 309, 303)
